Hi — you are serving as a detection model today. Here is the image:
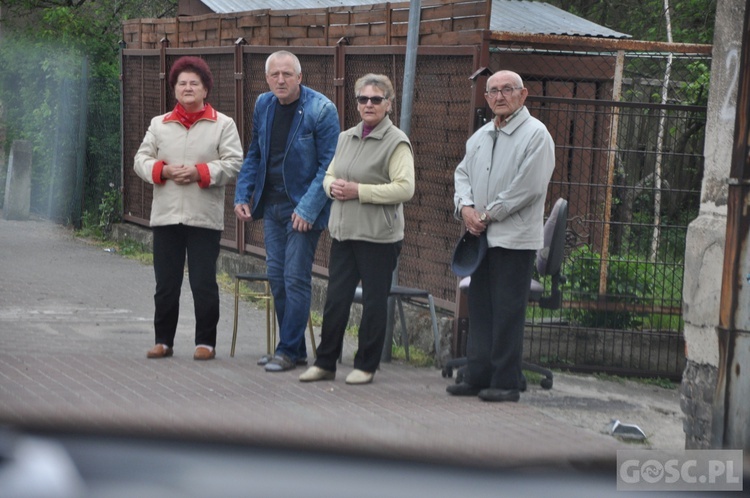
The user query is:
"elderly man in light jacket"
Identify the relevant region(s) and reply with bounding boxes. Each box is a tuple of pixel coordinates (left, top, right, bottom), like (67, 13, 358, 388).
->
(450, 69, 555, 402)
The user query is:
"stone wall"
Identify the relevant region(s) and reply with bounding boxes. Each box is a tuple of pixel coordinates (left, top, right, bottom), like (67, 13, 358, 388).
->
(680, 361, 718, 449)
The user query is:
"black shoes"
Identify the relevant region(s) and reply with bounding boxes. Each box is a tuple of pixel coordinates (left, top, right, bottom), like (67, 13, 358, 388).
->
(478, 388, 520, 402)
(446, 382, 520, 402)
(446, 382, 482, 396)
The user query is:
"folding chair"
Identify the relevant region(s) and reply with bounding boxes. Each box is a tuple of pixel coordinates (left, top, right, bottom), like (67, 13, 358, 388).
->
(231, 272, 316, 358)
(353, 283, 441, 362)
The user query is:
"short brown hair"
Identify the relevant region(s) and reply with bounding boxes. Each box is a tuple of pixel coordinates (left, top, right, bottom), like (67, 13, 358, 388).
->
(354, 73, 395, 101)
(169, 56, 214, 95)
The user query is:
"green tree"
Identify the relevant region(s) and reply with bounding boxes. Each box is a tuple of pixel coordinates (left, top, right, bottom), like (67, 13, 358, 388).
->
(547, 0, 715, 44)
(0, 0, 176, 222)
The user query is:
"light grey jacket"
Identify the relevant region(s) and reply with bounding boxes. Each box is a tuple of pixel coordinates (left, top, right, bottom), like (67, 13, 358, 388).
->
(454, 106, 555, 250)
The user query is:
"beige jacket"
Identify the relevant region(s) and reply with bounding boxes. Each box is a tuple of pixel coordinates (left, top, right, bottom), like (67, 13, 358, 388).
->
(134, 105, 243, 230)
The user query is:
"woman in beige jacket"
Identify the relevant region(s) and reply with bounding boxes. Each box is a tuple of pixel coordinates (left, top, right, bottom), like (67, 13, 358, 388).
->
(134, 56, 242, 361)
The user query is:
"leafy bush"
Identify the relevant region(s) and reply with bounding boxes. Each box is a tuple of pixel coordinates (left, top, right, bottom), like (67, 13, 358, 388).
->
(78, 183, 121, 238)
(564, 245, 652, 329)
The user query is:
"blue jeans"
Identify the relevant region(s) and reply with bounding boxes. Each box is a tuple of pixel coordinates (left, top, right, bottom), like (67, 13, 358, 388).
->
(263, 201, 322, 361)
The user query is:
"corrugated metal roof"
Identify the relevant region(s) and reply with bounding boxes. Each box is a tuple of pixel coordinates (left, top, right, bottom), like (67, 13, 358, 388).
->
(199, 0, 631, 39)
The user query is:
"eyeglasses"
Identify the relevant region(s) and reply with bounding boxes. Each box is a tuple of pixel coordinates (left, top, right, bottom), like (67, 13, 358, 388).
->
(356, 96, 385, 105)
(486, 87, 523, 98)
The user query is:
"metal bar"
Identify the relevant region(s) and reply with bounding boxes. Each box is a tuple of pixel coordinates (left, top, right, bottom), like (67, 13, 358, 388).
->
(598, 50, 625, 296)
(713, 0, 750, 451)
(488, 32, 712, 54)
(234, 38, 247, 255)
(399, 0, 421, 136)
(159, 38, 169, 115)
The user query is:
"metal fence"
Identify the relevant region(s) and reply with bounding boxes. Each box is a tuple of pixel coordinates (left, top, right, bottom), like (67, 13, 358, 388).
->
(489, 44, 708, 378)
(121, 40, 709, 378)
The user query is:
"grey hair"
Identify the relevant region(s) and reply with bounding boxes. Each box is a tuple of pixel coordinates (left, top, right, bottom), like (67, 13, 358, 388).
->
(265, 51, 302, 75)
(354, 73, 395, 101)
(486, 70, 524, 92)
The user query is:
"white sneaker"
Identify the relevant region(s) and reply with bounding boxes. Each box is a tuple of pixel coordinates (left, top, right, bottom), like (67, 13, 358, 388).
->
(345, 369, 374, 385)
(299, 366, 335, 382)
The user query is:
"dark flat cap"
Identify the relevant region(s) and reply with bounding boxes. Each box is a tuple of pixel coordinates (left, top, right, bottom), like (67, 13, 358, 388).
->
(450, 231, 488, 277)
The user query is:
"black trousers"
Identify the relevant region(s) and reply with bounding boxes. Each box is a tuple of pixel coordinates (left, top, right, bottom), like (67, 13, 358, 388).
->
(152, 224, 221, 348)
(314, 239, 402, 373)
(466, 246, 535, 390)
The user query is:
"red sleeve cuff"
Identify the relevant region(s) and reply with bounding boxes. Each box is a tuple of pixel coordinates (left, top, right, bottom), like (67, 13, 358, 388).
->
(196, 164, 210, 188)
(152, 161, 166, 185)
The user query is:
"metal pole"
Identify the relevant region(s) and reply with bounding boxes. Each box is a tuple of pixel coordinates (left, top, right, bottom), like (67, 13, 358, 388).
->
(382, 0, 421, 363)
(598, 50, 625, 297)
(119, 40, 126, 222)
(72, 56, 89, 229)
(399, 0, 421, 136)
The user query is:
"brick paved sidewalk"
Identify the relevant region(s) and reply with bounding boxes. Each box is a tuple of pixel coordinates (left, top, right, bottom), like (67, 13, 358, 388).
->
(0, 217, 626, 471)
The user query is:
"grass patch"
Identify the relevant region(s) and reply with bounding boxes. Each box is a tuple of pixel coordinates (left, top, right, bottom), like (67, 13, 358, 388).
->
(75, 232, 153, 265)
(594, 372, 677, 389)
(310, 311, 323, 327)
(522, 369, 544, 386)
(391, 344, 434, 368)
(634, 376, 677, 389)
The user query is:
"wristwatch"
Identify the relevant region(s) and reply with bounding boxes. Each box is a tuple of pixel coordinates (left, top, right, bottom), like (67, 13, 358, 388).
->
(479, 212, 488, 224)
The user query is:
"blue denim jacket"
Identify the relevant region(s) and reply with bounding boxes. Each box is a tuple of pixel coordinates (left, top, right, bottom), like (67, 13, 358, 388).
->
(234, 85, 340, 229)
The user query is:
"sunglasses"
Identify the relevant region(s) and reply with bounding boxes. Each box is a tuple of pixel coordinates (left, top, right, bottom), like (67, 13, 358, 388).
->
(356, 96, 385, 105)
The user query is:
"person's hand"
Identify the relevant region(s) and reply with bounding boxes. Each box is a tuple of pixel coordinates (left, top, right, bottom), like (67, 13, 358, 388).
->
(461, 206, 489, 236)
(291, 212, 312, 232)
(330, 179, 359, 202)
(164, 164, 199, 185)
(234, 203, 252, 222)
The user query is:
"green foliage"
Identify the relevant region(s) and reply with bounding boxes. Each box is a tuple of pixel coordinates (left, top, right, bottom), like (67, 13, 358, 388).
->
(116, 238, 153, 265)
(98, 183, 122, 236)
(546, 0, 715, 44)
(680, 61, 711, 106)
(0, 36, 86, 218)
(564, 245, 653, 329)
(78, 183, 122, 238)
(391, 345, 434, 368)
(310, 311, 323, 327)
(595, 372, 677, 389)
(0, 0, 175, 221)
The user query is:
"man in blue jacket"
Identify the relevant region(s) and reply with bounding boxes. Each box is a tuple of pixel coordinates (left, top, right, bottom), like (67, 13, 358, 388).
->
(234, 51, 340, 372)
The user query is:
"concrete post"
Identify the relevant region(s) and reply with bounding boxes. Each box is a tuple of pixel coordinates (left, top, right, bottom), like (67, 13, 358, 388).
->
(680, 0, 746, 449)
(3, 140, 32, 220)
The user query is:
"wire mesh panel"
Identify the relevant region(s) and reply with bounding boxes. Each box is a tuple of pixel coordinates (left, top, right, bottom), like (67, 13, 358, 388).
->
(490, 45, 708, 377)
(122, 53, 161, 224)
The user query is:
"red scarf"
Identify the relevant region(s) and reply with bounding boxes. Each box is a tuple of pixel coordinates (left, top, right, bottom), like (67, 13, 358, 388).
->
(173, 102, 206, 129)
